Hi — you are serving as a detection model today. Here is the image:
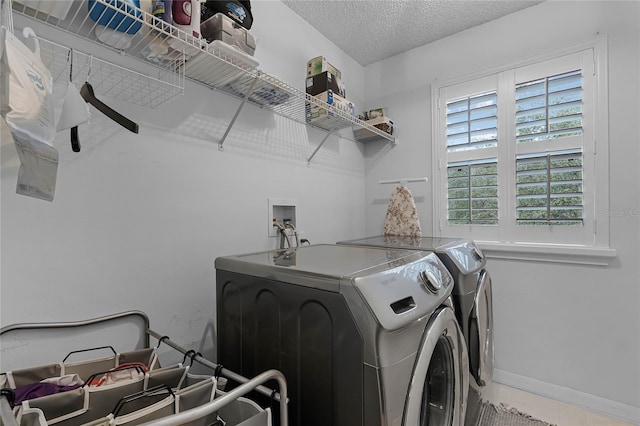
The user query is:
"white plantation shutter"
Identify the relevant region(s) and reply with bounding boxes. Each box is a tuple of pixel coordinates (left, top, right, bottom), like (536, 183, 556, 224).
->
(513, 58, 587, 237)
(434, 46, 605, 246)
(445, 89, 499, 226)
(515, 70, 583, 143)
(515, 150, 583, 226)
(447, 160, 498, 225)
(447, 92, 498, 152)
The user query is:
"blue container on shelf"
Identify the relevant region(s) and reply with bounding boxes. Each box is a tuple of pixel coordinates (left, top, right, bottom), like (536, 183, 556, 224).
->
(88, 0, 143, 35)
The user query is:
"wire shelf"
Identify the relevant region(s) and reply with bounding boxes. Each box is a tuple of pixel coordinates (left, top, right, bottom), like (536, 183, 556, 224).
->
(36, 37, 183, 108)
(11, 0, 396, 147)
(218, 72, 396, 140)
(10, 0, 195, 108)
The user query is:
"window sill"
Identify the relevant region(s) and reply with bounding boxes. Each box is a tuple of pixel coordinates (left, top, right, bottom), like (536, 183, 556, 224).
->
(476, 241, 617, 266)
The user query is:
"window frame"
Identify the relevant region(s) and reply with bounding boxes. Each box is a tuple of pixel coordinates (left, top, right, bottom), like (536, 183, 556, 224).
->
(431, 38, 612, 257)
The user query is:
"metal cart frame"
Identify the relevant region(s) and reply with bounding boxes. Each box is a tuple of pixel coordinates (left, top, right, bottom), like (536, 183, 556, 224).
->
(0, 310, 288, 426)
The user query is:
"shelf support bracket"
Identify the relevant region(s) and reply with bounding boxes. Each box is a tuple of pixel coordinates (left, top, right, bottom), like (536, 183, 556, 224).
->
(218, 74, 260, 151)
(307, 129, 338, 165)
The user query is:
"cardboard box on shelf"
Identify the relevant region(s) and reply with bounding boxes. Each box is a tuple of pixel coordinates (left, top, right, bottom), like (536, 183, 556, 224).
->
(307, 56, 341, 79)
(353, 116, 394, 141)
(305, 90, 355, 124)
(367, 107, 388, 119)
(306, 71, 346, 97)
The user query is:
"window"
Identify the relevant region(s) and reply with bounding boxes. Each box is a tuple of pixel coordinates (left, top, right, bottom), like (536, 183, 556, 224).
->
(433, 45, 609, 247)
(447, 159, 498, 225)
(515, 70, 583, 144)
(515, 150, 583, 226)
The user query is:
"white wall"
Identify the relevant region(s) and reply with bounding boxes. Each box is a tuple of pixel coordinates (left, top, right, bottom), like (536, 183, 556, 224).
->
(1, 1, 370, 368)
(2, 1, 639, 422)
(363, 1, 639, 422)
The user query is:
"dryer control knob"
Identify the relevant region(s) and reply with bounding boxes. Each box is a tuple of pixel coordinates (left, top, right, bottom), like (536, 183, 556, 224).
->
(419, 270, 442, 293)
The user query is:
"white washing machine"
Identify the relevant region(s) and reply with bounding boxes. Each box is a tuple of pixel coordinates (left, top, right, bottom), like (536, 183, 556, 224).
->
(337, 236, 494, 425)
(215, 244, 469, 426)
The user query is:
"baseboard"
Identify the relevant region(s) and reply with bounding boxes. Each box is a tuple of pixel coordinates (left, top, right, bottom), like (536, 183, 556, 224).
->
(493, 369, 640, 425)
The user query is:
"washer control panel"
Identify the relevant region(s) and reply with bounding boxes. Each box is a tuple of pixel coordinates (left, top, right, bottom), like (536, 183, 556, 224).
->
(352, 252, 453, 331)
(440, 240, 486, 274)
(418, 269, 442, 294)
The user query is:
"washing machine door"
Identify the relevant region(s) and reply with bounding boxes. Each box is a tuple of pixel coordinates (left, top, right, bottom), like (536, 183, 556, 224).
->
(403, 307, 469, 426)
(471, 270, 494, 387)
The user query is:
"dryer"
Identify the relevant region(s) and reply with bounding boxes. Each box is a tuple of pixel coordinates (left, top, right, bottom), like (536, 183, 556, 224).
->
(337, 236, 494, 425)
(215, 244, 469, 426)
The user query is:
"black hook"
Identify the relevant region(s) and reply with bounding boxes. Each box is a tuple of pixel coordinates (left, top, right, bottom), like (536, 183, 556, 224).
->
(214, 364, 224, 379)
(154, 335, 170, 350)
(181, 349, 196, 365)
(189, 351, 202, 367)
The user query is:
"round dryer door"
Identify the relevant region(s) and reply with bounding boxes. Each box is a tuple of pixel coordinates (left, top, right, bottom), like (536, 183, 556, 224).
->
(403, 306, 469, 426)
(470, 270, 494, 387)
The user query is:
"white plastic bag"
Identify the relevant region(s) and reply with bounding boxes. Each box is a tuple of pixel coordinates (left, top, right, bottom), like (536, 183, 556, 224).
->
(2, 27, 58, 201)
(56, 81, 90, 132)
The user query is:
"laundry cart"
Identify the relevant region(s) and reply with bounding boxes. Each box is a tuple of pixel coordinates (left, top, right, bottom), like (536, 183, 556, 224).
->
(0, 311, 288, 426)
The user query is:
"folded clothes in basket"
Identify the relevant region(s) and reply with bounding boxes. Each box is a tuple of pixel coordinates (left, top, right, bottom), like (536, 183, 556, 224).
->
(13, 379, 83, 406)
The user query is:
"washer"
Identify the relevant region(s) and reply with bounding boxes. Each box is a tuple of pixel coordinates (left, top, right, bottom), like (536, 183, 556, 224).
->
(215, 244, 469, 426)
(337, 236, 494, 425)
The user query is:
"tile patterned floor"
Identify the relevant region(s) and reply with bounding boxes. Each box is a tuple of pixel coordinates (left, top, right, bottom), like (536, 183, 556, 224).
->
(483, 382, 635, 426)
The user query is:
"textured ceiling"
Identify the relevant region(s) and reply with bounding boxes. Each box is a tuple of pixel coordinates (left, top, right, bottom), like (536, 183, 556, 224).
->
(282, 0, 544, 66)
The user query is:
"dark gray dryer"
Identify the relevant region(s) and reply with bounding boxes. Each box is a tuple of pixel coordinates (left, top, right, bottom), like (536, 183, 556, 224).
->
(337, 236, 494, 425)
(215, 244, 469, 426)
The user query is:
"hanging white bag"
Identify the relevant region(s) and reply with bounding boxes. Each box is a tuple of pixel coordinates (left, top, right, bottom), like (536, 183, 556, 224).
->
(56, 81, 90, 132)
(1, 26, 59, 201)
